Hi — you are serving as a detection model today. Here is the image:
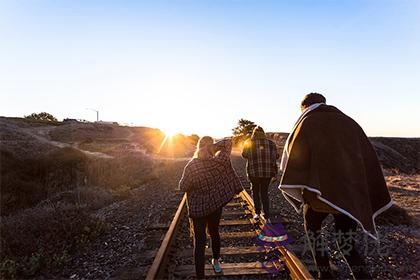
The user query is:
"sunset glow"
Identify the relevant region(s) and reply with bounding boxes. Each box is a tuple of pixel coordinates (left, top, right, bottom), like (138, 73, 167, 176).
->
(163, 128, 180, 139)
(0, 1, 419, 137)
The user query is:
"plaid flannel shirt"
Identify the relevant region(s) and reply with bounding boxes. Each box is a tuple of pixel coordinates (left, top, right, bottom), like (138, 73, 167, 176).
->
(178, 139, 243, 218)
(242, 138, 279, 178)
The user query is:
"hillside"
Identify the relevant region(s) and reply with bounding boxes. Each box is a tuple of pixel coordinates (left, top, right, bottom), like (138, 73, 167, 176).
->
(265, 132, 419, 174)
(0, 117, 199, 216)
(0, 116, 418, 279)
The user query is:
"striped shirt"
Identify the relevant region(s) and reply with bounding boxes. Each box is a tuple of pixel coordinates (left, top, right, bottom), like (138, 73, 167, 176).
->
(242, 138, 279, 178)
(179, 139, 243, 217)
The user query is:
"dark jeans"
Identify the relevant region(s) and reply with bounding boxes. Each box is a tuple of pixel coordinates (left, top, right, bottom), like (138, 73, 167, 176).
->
(249, 177, 271, 218)
(303, 205, 371, 279)
(191, 208, 222, 278)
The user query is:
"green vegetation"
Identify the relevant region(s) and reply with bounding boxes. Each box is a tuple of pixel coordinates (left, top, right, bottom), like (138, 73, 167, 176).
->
(232, 118, 257, 144)
(232, 118, 256, 137)
(24, 112, 58, 122)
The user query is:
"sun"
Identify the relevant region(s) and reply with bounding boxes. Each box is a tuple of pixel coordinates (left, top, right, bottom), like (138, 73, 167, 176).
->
(163, 127, 179, 138)
(157, 127, 180, 154)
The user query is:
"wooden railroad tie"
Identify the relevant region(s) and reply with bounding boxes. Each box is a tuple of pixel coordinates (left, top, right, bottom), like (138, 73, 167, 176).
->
(174, 261, 286, 277)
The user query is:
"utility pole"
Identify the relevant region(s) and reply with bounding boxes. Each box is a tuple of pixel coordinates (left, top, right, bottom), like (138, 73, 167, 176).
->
(86, 108, 99, 122)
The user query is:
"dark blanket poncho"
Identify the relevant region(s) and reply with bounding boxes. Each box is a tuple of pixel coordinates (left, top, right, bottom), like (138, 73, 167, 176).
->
(279, 104, 392, 239)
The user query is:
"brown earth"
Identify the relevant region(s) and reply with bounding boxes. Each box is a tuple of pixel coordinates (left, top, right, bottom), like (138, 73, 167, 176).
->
(0, 117, 419, 279)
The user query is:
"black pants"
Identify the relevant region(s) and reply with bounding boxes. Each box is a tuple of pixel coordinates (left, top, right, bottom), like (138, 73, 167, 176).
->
(249, 177, 271, 218)
(304, 205, 371, 279)
(191, 208, 222, 278)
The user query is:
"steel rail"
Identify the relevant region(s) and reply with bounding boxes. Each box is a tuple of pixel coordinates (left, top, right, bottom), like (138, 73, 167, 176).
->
(145, 193, 187, 280)
(147, 190, 312, 279)
(239, 190, 313, 280)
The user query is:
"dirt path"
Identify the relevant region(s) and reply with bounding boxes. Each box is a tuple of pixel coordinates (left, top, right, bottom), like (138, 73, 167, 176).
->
(23, 127, 114, 159)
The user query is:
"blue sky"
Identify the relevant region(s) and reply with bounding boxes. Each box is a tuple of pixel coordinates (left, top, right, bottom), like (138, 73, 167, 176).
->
(0, 0, 419, 137)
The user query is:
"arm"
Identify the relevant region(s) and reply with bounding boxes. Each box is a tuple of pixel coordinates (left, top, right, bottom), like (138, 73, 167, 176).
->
(273, 141, 279, 159)
(178, 163, 194, 192)
(213, 138, 232, 162)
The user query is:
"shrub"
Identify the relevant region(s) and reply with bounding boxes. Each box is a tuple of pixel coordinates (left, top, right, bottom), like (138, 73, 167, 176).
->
(0, 204, 108, 279)
(24, 112, 58, 122)
(0, 148, 87, 215)
(38, 186, 115, 211)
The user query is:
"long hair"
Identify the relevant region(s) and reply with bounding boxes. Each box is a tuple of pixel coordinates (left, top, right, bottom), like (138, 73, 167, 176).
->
(251, 126, 266, 139)
(193, 136, 214, 159)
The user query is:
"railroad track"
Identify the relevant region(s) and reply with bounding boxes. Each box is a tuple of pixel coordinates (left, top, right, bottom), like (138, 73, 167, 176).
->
(146, 187, 313, 279)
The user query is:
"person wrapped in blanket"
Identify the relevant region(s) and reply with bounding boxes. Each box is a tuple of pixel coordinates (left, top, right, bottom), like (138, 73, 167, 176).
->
(278, 93, 391, 280)
(178, 137, 243, 279)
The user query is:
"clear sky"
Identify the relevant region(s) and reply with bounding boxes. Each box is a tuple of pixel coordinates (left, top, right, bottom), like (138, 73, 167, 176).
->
(1, 0, 419, 137)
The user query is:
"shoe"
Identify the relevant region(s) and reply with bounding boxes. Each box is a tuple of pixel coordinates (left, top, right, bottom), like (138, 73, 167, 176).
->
(317, 265, 334, 280)
(253, 214, 260, 220)
(211, 258, 222, 273)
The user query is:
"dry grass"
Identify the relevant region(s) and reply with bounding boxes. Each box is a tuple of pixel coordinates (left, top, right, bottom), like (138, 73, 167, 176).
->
(385, 172, 420, 226)
(0, 204, 107, 279)
(1, 147, 87, 215)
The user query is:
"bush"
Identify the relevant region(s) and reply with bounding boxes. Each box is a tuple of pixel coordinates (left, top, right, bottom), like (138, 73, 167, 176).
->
(24, 112, 58, 122)
(0, 204, 108, 279)
(37, 186, 115, 211)
(1, 148, 87, 215)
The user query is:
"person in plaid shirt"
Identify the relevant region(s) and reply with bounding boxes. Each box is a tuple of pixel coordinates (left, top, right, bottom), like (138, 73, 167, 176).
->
(242, 126, 279, 222)
(179, 136, 243, 278)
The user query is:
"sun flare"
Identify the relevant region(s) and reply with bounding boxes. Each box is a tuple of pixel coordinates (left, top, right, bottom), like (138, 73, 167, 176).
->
(163, 127, 181, 138)
(157, 127, 180, 154)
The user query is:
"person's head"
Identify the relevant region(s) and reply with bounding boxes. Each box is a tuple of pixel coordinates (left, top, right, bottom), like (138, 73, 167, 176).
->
(194, 136, 215, 159)
(251, 126, 266, 139)
(300, 92, 326, 112)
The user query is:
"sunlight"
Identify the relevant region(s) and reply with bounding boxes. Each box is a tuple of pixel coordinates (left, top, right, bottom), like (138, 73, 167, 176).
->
(163, 127, 179, 138)
(158, 134, 170, 154)
(157, 127, 180, 154)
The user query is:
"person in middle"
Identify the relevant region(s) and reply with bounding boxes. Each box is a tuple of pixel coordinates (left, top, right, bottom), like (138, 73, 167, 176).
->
(242, 126, 279, 223)
(179, 136, 243, 279)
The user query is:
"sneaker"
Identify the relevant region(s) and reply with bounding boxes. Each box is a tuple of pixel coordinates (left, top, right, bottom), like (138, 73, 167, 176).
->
(211, 258, 222, 273)
(253, 213, 260, 220)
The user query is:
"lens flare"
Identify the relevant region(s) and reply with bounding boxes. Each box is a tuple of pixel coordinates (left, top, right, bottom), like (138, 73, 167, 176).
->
(158, 127, 180, 154)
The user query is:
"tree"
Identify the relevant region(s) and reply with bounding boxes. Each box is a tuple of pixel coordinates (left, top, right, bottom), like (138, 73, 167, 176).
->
(232, 119, 257, 143)
(24, 112, 58, 122)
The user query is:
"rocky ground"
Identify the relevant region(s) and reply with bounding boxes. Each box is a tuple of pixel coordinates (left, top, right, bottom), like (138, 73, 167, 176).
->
(33, 159, 187, 280)
(1, 118, 418, 279)
(35, 155, 419, 280)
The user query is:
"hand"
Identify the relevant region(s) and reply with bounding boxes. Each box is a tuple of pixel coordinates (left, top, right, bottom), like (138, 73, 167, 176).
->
(270, 177, 277, 185)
